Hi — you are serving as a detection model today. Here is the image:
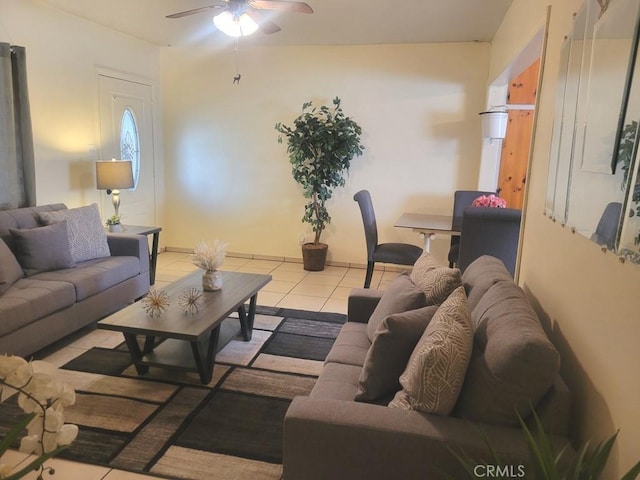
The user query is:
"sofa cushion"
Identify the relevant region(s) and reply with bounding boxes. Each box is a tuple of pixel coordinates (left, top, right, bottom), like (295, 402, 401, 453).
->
(356, 305, 439, 403)
(366, 273, 426, 342)
(389, 286, 472, 415)
(454, 280, 560, 427)
(9, 222, 75, 276)
(410, 252, 461, 305)
(310, 362, 362, 401)
(324, 322, 370, 367)
(0, 278, 76, 336)
(39, 203, 110, 263)
(0, 239, 23, 295)
(461, 255, 513, 312)
(32, 256, 141, 301)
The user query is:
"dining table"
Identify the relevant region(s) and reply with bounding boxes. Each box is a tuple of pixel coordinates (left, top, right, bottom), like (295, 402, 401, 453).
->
(394, 212, 459, 252)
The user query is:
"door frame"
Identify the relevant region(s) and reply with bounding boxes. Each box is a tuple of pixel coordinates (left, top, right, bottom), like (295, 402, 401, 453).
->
(94, 66, 164, 229)
(477, 8, 551, 280)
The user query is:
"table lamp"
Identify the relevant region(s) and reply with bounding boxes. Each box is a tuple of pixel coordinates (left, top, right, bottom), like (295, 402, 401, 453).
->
(96, 159, 134, 218)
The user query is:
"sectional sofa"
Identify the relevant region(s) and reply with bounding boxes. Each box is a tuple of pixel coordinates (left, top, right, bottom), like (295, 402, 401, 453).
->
(284, 254, 573, 479)
(0, 203, 150, 357)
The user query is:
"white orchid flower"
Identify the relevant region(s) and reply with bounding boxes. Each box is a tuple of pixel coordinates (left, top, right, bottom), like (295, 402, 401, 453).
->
(0, 355, 78, 471)
(19, 433, 42, 456)
(56, 423, 79, 446)
(52, 381, 76, 408)
(0, 355, 27, 379)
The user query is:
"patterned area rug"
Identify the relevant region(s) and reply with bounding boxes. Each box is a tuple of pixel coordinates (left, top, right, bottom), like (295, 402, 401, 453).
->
(0, 306, 345, 480)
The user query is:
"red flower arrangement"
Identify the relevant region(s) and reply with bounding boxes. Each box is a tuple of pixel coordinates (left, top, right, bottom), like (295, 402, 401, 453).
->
(471, 194, 507, 208)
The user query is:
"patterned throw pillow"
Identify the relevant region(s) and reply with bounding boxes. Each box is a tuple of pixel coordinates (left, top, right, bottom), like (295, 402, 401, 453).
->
(40, 203, 110, 263)
(410, 252, 461, 305)
(389, 286, 472, 415)
(356, 305, 439, 402)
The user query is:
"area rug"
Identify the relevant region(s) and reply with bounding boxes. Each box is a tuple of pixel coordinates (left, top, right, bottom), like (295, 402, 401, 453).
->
(0, 306, 346, 480)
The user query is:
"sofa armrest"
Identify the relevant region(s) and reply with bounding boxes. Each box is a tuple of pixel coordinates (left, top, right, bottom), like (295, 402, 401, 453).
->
(347, 288, 383, 323)
(107, 234, 150, 274)
(283, 397, 572, 480)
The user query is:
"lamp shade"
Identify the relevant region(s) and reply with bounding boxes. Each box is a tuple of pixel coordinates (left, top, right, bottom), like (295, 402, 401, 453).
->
(213, 11, 259, 37)
(96, 160, 134, 190)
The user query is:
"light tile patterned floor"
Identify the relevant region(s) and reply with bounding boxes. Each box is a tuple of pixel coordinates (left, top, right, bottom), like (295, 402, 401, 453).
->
(22, 252, 402, 480)
(154, 251, 396, 314)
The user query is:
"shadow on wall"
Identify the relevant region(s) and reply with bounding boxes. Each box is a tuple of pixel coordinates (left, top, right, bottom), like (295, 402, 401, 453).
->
(523, 284, 619, 478)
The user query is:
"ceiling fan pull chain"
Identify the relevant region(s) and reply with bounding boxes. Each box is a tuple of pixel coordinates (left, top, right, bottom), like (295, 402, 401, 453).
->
(233, 37, 242, 84)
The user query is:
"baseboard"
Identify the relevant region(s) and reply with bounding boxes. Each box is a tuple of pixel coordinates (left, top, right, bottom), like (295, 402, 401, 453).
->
(162, 246, 408, 272)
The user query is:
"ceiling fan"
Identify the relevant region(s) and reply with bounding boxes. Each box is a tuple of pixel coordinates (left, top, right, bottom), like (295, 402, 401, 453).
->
(166, 0, 314, 36)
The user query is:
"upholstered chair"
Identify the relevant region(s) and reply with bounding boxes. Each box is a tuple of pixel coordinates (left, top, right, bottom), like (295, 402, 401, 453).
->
(457, 206, 522, 277)
(447, 190, 497, 267)
(353, 190, 423, 288)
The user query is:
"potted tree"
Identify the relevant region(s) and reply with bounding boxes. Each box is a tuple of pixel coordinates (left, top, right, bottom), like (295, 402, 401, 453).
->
(276, 97, 364, 271)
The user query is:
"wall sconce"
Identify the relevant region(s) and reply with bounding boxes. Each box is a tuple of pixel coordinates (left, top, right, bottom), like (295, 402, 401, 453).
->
(479, 108, 509, 140)
(95, 159, 134, 218)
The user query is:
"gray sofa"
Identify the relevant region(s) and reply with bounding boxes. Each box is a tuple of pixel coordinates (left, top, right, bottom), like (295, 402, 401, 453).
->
(0, 203, 150, 357)
(283, 255, 573, 479)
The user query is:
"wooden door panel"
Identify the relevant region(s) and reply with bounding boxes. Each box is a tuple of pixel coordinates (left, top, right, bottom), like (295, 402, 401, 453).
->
(498, 110, 533, 209)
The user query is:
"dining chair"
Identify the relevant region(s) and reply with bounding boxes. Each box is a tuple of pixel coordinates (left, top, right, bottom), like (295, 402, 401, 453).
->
(590, 202, 623, 250)
(353, 190, 423, 288)
(447, 190, 497, 267)
(457, 206, 522, 277)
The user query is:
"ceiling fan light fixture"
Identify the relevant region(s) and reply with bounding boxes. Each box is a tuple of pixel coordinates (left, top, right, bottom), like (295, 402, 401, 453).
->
(213, 10, 259, 37)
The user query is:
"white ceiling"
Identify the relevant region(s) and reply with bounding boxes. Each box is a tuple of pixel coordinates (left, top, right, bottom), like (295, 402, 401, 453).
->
(41, 0, 514, 48)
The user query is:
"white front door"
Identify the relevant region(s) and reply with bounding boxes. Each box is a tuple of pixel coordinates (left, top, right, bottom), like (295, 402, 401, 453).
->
(98, 74, 156, 226)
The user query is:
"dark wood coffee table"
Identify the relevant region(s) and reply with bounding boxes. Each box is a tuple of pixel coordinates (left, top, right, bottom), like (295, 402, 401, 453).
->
(98, 270, 271, 383)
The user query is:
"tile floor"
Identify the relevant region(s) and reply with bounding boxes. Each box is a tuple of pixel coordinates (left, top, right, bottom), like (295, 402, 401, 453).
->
(155, 251, 401, 315)
(7, 252, 402, 479)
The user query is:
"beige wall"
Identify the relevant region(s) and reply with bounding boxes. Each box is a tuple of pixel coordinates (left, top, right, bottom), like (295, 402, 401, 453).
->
(494, 0, 640, 475)
(161, 42, 490, 264)
(8, 0, 638, 474)
(0, 0, 162, 217)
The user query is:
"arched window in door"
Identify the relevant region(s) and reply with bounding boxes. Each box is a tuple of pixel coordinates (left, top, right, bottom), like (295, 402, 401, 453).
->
(120, 108, 140, 189)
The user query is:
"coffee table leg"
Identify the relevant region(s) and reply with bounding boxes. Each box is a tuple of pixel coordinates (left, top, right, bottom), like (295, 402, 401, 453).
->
(237, 293, 258, 342)
(124, 333, 150, 375)
(190, 326, 220, 384)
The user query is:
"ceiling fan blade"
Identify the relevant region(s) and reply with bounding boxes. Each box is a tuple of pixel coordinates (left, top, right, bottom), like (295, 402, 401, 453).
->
(166, 4, 225, 19)
(249, 0, 314, 14)
(245, 9, 282, 34)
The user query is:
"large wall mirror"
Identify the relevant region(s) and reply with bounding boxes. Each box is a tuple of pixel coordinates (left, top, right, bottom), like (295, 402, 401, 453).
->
(545, 0, 640, 264)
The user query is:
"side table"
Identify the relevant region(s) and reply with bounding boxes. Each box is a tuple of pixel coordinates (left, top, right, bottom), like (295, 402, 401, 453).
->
(109, 225, 162, 285)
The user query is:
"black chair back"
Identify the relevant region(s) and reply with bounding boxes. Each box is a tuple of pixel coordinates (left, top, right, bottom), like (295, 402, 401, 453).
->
(353, 190, 378, 261)
(457, 207, 522, 277)
(448, 190, 496, 266)
(590, 202, 622, 250)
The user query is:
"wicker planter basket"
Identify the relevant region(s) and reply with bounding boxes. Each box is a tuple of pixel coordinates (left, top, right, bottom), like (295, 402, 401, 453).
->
(301, 243, 328, 271)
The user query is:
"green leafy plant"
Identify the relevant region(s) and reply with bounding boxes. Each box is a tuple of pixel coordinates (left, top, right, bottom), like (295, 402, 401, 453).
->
(105, 215, 121, 226)
(451, 409, 640, 480)
(617, 120, 640, 217)
(275, 97, 364, 245)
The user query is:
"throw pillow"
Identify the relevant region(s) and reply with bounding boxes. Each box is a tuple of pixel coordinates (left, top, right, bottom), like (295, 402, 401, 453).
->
(356, 304, 439, 402)
(39, 203, 110, 263)
(366, 272, 427, 342)
(9, 221, 75, 276)
(0, 238, 24, 294)
(389, 286, 472, 415)
(454, 281, 560, 427)
(410, 252, 462, 305)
